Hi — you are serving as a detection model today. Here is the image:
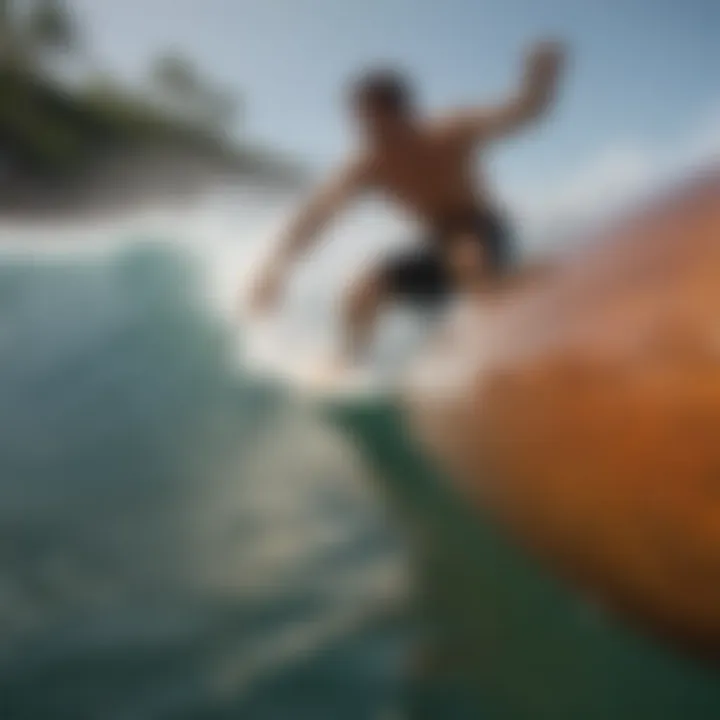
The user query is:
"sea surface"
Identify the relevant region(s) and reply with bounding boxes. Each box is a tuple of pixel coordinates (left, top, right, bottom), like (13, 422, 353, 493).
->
(2, 190, 720, 720)
(0, 194, 421, 719)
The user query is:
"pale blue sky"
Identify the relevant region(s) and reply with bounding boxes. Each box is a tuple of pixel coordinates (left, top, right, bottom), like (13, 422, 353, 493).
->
(73, 0, 720, 196)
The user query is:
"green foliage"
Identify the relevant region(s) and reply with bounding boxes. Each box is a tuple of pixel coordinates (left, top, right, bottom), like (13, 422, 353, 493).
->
(149, 50, 242, 137)
(25, 0, 76, 54)
(0, 2, 301, 186)
(0, 0, 76, 72)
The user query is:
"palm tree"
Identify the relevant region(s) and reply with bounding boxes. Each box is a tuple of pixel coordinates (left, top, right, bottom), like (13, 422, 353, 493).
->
(151, 53, 200, 108)
(0, 0, 11, 29)
(0, 0, 24, 67)
(198, 84, 241, 137)
(25, 0, 76, 56)
(0, 0, 77, 71)
(150, 51, 241, 136)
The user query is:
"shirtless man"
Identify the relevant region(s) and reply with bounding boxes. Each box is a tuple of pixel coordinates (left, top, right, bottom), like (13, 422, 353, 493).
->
(249, 40, 567, 368)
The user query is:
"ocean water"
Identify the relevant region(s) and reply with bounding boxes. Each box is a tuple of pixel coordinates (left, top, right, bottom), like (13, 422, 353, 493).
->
(2, 195, 720, 720)
(0, 213, 414, 719)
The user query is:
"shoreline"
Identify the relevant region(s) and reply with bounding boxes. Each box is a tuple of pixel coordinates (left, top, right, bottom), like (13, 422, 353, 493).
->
(0, 146, 305, 223)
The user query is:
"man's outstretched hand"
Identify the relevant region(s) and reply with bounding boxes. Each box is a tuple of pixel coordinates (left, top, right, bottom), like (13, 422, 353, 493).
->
(525, 39, 567, 84)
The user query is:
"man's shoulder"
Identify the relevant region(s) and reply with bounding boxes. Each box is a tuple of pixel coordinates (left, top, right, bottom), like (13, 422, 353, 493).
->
(340, 150, 386, 189)
(324, 154, 374, 190)
(424, 112, 478, 146)
(344, 152, 376, 179)
(427, 108, 494, 149)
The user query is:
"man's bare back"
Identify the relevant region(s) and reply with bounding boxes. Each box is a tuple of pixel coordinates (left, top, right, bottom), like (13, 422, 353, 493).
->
(248, 39, 567, 366)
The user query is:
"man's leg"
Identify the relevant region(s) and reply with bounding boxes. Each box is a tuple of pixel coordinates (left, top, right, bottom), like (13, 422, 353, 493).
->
(446, 212, 514, 294)
(339, 265, 387, 366)
(338, 247, 448, 367)
(447, 232, 490, 294)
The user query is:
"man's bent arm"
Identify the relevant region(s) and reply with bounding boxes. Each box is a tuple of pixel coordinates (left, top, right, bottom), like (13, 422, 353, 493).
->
(448, 40, 567, 145)
(247, 160, 367, 313)
(272, 160, 367, 266)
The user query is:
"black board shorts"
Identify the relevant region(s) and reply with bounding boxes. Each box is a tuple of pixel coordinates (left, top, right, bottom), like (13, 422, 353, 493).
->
(380, 210, 513, 305)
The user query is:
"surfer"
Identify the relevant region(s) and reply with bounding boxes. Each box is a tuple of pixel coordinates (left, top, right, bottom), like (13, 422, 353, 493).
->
(248, 40, 567, 369)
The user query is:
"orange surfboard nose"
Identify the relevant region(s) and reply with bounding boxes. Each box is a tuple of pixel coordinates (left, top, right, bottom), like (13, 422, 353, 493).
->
(410, 167, 720, 657)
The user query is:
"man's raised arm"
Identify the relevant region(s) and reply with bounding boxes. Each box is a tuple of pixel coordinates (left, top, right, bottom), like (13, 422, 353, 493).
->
(248, 159, 368, 314)
(448, 40, 567, 145)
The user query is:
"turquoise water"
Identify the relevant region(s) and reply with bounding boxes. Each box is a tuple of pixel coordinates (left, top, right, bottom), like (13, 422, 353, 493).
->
(1, 236, 719, 719)
(0, 242, 409, 719)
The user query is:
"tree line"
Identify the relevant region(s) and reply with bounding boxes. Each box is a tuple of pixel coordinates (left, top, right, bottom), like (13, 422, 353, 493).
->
(0, 0, 241, 139)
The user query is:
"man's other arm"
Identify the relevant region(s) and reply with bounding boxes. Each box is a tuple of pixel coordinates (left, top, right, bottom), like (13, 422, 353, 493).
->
(446, 40, 567, 145)
(248, 159, 368, 313)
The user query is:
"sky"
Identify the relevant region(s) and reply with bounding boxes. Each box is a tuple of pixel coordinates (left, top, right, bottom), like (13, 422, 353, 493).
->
(70, 0, 720, 234)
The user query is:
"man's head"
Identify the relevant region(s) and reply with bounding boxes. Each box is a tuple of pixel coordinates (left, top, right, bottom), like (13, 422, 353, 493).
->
(348, 68, 416, 143)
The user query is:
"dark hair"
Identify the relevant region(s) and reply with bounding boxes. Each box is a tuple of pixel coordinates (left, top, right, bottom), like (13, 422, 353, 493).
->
(349, 68, 413, 114)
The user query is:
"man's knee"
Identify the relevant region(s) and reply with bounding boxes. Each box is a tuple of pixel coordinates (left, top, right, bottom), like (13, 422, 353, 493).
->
(448, 233, 486, 286)
(344, 267, 386, 319)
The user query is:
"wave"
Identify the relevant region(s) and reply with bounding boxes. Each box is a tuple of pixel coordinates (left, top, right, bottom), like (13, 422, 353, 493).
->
(0, 241, 405, 719)
(1, 238, 719, 719)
